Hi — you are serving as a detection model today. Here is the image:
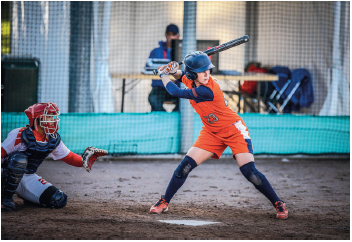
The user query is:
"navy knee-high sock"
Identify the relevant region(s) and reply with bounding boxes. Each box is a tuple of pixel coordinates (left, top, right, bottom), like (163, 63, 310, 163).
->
(163, 155, 198, 204)
(240, 162, 281, 205)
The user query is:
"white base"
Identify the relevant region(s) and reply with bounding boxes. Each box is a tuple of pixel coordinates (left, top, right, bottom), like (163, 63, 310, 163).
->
(158, 220, 221, 226)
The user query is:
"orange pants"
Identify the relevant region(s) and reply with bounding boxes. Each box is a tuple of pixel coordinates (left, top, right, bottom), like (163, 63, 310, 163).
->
(193, 120, 254, 159)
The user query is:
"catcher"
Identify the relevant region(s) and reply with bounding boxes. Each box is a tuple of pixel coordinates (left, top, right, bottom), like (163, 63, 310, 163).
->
(1, 102, 108, 211)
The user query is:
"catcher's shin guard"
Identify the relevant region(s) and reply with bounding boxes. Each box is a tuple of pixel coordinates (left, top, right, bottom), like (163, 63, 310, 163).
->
(2, 153, 28, 200)
(39, 185, 68, 209)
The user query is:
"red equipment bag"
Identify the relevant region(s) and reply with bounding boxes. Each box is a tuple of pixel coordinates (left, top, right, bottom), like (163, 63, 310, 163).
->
(241, 65, 268, 95)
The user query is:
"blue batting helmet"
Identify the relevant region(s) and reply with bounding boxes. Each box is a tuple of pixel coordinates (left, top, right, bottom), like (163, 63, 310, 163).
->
(184, 51, 215, 81)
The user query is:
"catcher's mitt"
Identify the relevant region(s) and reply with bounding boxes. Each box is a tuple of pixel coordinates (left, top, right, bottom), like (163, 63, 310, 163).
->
(82, 146, 108, 172)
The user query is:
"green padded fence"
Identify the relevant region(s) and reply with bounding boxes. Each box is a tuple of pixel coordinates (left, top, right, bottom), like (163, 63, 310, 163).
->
(193, 113, 350, 155)
(1, 112, 180, 155)
(1, 112, 349, 155)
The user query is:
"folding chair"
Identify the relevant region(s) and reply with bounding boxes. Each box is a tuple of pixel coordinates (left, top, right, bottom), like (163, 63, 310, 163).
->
(267, 67, 313, 113)
(266, 66, 292, 113)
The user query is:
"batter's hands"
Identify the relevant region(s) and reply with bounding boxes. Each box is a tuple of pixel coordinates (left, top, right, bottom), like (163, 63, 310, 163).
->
(156, 61, 179, 78)
(167, 61, 179, 75)
(82, 147, 108, 172)
(156, 65, 170, 78)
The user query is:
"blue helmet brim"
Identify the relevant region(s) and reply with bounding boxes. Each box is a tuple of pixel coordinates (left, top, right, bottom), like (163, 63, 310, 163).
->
(193, 63, 215, 73)
(184, 51, 216, 73)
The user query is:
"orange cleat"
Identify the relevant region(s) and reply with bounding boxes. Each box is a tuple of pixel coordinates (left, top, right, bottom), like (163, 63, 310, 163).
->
(150, 196, 169, 214)
(274, 201, 288, 219)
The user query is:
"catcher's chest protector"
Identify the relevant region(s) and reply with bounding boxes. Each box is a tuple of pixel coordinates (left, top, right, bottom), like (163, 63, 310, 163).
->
(21, 127, 61, 174)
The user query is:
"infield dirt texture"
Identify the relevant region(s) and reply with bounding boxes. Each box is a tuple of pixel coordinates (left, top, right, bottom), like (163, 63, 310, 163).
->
(2, 158, 350, 239)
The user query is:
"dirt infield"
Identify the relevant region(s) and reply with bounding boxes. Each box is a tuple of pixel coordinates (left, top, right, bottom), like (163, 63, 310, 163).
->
(1, 157, 350, 240)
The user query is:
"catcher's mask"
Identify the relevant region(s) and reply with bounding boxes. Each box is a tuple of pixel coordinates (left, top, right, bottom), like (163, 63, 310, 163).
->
(24, 102, 60, 138)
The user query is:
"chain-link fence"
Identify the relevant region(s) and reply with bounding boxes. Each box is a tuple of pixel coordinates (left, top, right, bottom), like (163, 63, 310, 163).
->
(1, 1, 350, 155)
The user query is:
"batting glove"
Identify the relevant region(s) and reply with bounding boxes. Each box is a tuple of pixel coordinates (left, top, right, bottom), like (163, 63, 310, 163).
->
(82, 146, 108, 172)
(167, 61, 179, 75)
(157, 65, 170, 78)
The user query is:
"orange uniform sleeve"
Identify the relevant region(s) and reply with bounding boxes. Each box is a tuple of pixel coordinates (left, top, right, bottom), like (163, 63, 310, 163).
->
(61, 151, 83, 167)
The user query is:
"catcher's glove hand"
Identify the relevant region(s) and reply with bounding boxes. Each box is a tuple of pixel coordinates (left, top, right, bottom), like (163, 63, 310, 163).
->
(82, 146, 108, 172)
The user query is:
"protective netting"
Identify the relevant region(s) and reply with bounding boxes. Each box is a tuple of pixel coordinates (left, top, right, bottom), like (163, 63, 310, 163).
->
(1, 2, 350, 155)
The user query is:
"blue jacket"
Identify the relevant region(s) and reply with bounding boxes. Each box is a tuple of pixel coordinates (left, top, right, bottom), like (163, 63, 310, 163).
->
(285, 68, 314, 113)
(146, 41, 180, 88)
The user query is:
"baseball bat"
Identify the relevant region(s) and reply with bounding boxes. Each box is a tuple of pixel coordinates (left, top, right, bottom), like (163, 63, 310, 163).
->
(153, 35, 249, 75)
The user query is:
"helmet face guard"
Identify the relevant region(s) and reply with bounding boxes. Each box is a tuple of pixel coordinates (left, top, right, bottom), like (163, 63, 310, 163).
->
(39, 103, 60, 138)
(24, 102, 60, 138)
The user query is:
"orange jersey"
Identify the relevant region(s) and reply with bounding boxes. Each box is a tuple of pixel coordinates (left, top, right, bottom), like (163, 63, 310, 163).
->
(182, 75, 242, 133)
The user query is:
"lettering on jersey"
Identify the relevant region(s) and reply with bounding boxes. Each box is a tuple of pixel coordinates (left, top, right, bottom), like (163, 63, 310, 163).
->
(38, 178, 48, 185)
(203, 113, 219, 124)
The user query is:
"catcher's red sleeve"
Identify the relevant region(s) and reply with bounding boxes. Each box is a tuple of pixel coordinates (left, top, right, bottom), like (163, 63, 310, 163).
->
(1, 147, 8, 159)
(61, 151, 83, 167)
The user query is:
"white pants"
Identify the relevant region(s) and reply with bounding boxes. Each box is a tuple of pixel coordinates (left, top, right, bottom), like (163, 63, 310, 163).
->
(16, 173, 53, 204)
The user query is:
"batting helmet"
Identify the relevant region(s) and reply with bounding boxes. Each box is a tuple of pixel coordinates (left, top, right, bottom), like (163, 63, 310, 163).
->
(184, 51, 215, 81)
(24, 102, 60, 138)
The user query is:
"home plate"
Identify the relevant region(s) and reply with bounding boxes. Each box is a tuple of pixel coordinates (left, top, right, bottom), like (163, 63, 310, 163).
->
(158, 220, 221, 226)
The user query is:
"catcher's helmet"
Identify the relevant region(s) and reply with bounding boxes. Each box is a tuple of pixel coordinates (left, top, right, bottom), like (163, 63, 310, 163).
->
(184, 51, 215, 81)
(24, 102, 60, 138)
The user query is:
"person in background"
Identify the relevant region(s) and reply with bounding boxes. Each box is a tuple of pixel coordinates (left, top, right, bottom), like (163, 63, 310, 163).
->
(146, 24, 181, 111)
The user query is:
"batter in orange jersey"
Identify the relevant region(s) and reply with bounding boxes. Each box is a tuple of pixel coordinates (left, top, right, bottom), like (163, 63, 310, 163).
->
(149, 51, 288, 220)
(182, 74, 253, 159)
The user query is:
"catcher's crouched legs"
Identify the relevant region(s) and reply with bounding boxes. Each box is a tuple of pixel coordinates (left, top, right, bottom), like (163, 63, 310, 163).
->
(2, 153, 28, 210)
(39, 185, 68, 209)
